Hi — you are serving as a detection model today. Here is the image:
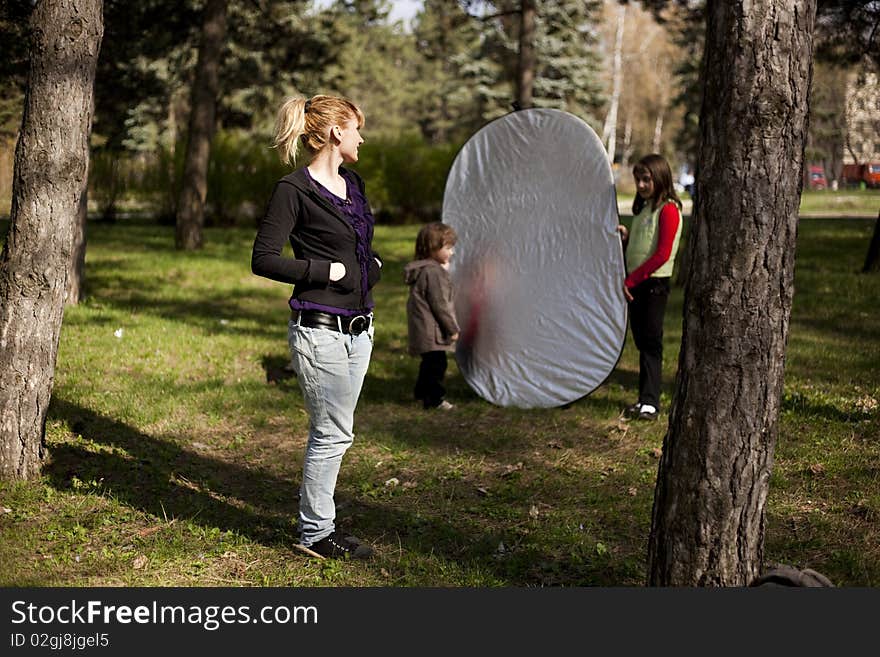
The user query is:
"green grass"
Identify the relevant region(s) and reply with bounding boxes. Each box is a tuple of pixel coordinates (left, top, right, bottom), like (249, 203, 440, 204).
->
(0, 216, 877, 587)
(798, 189, 880, 216)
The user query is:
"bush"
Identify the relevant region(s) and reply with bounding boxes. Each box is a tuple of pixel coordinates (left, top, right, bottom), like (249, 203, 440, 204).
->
(85, 131, 464, 226)
(355, 133, 461, 224)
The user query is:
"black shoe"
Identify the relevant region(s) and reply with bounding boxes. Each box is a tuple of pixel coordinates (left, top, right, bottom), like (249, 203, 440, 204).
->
(297, 532, 373, 560)
(622, 402, 642, 419)
(637, 408, 659, 421)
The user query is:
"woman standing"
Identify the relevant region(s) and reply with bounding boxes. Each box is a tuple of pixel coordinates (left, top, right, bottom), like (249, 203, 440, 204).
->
(618, 154, 683, 422)
(252, 95, 382, 559)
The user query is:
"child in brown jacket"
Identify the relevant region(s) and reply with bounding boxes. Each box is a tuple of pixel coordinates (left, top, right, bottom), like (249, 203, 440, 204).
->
(404, 222, 459, 410)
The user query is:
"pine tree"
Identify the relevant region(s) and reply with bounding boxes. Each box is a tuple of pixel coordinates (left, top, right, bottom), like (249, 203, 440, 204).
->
(533, 0, 604, 127)
(412, 0, 486, 142)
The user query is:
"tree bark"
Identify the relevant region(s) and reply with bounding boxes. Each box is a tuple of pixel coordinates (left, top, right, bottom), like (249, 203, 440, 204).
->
(515, 0, 535, 110)
(175, 0, 227, 250)
(0, 0, 103, 481)
(863, 210, 880, 273)
(647, 0, 817, 586)
(65, 165, 88, 305)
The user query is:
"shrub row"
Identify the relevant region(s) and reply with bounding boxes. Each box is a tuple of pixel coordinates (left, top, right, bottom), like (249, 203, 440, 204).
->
(87, 130, 464, 226)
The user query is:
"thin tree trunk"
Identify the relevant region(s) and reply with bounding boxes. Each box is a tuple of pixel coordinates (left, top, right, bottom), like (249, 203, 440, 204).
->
(863, 210, 880, 273)
(175, 0, 227, 250)
(652, 110, 664, 153)
(0, 0, 103, 481)
(602, 4, 625, 164)
(621, 117, 632, 171)
(515, 0, 536, 109)
(647, 0, 817, 586)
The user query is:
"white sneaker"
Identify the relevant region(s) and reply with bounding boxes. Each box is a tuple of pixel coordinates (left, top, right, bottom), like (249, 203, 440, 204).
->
(437, 400, 455, 411)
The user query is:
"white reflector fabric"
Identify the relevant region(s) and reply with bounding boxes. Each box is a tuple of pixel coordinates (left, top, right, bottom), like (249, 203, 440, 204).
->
(442, 108, 627, 408)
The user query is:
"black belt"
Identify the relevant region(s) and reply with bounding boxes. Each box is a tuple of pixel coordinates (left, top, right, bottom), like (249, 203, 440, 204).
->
(293, 310, 373, 336)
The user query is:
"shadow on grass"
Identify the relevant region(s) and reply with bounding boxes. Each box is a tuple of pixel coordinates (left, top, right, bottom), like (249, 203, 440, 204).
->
(44, 397, 644, 585)
(781, 392, 870, 423)
(260, 354, 297, 385)
(46, 397, 298, 546)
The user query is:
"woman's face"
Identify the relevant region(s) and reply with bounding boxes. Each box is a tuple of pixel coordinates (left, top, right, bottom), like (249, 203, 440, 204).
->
(634, 169, 654, 201)
(335, 117, 364, 163)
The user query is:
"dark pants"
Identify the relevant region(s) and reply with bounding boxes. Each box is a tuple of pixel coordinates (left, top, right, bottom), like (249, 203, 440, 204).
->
(629, 277, 670, 409)
(414, 351, 448, 408)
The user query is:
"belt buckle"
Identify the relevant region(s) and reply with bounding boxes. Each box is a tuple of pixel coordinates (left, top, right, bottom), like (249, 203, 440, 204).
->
(348, 315, 369, 336)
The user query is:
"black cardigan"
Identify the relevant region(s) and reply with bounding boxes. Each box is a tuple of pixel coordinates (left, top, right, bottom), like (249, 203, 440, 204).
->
(251, 167, 382, 312)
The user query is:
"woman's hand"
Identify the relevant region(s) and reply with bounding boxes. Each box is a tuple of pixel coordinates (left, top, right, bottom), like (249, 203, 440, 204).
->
(329, 262, 346, 281)
(623, 284, 633, 302)
(617, 224, 629, 242)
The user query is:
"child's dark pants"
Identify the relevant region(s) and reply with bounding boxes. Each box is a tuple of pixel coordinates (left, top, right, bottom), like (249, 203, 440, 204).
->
(414, 351, 448, 409)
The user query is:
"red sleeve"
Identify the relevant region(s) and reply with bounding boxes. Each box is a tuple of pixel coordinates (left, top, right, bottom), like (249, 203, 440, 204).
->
(625, 203, 681, 289)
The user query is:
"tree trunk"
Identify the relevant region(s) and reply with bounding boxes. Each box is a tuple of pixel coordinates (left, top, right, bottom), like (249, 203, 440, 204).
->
(863, 211, 880, 273)
(0, 0, 103, 481)
(647, 0, 816, 586)
(515, 0, 536, 110)
(652, 110, 664, 153)
(65, 166, 88, 305)
(621, 117, 632, 171)
(175, 0, 227, 250)
(602, 4, 625, 164)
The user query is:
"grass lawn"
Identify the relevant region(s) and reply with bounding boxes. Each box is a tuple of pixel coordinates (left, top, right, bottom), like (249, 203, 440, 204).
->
(0, 215, 877, 587)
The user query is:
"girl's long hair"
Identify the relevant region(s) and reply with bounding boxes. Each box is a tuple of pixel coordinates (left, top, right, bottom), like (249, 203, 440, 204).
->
(631, 153, 682, 215)
(273, 94, 365, 166)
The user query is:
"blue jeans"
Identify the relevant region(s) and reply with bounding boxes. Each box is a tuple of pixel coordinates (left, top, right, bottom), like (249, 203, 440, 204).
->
(288, 319, 373, 546)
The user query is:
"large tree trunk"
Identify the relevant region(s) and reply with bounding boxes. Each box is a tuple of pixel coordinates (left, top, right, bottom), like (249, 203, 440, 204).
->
(515, 0, 535, 110)
(175, 0, 227, 250)
(647, 0, 816, 586)
(862, 211, 880, 273)
(0, 0, 103, 481)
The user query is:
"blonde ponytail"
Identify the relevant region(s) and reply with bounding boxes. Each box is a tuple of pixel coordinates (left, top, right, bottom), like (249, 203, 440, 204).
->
(272, 94, 366, 167)
(273, 97, 308, 166)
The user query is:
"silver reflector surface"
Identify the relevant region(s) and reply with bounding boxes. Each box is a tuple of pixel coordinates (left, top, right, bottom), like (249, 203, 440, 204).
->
(443, 108, 627, 408)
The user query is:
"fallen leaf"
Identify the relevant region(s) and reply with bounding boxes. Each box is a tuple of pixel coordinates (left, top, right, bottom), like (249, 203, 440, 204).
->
(651, 447, 663, 458)
(627, 487, 638, 496)
(380, 568, 391, 578)
(809, 463, 825, 475)
(502, 462, 524, 477)
(384, 477, 399, 488)
(476, 486, 489, 496)
(133, 555, 148, 570)
(529, 505, 540, 519)
(136, 525, 164, 538)
(546, 440, 562, 449)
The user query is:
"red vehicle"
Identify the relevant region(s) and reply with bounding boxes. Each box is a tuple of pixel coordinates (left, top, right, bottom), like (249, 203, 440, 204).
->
(842, 162, 880, 188)
(807, 165, 827, 190)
